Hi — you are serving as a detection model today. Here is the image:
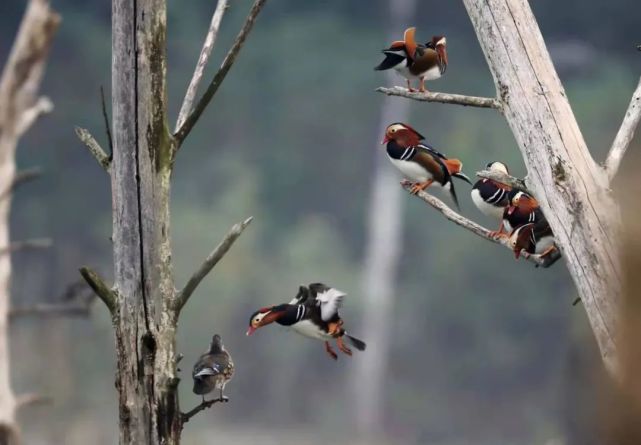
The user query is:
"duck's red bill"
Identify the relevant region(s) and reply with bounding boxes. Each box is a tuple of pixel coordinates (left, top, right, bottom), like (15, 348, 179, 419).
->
(246, 327, 256, 336)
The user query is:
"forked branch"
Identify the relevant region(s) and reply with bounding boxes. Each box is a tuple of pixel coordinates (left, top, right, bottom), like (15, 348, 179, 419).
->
(79, 266, 116, 314)
(376, 86, 502, 110)
(174, 217, 253, 313)
(402, 182, 561, 268)
(15, 96, 53, 136)
(174, 0, 268, 147)
(175, 0, 230, 132)
(604, 76, 641, 182)
(75, 126, 111, 172)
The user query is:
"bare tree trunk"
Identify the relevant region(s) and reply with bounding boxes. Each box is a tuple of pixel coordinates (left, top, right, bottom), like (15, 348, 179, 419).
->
(78, 0, 264, 442)
(352, 0, 416, 437)
(461, 0, 621, 374)
(0, 1, 58, 443)
(110, 0, 181, 442)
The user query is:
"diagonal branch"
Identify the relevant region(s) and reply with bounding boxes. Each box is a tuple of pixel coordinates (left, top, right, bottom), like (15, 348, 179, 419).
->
(604, 76, 641, 182)
(75, 126, 111, 172)
(401, 182, 561, 268)
(181, 397, 228, 426)
(0, 238, 52, 255)
(174, 217, 252, 313)
(175, 0, 230, 132)
(0, 167, 42, 200)
(173, 0, 268, 147)
(15, 393, 52, 410)
(476, 168, 530, 193)
(79, 266, 116, 315)
(376, 86, 502, 110)
(15, 96, 53, 136)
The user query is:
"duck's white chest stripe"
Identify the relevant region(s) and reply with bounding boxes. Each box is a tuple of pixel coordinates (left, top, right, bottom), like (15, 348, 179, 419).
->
(295, 305, 306, 322)
(291, 320, 332, 340)
(388, 157, 431, 182)
(400, 146, 416, 161)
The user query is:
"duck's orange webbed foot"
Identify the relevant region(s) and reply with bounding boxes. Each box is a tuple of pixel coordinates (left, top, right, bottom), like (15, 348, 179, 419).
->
(406, 79, 416, 92)
(324, 341, 338, 360)
(409, 179, 433, 195)
(336, 336, 352, 357)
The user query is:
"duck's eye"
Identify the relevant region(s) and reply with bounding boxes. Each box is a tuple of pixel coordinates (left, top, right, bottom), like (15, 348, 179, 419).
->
(390, 128, 396, 133)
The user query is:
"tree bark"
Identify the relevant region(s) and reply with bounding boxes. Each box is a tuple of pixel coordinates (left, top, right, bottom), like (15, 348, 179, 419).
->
(461, 0, 621, 374)
(0, 1, 59, 443)
(111, 0, 181, 442)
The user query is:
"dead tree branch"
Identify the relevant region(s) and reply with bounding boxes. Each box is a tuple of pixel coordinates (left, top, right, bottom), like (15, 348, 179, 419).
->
(401, 182, 561, 268)
(100, 86, 114, 160)
(174, 0, 268, 147)
(175, 0, 230, 132)
(15, 393, 51, 409)
(15, 96, 53, 136)
(376, 86, 502, 110)
(174, 217, 252, 312)
(604, 76, 641, 182)
(79, 267, 116, 315)
(75, 126, 111, 172)
(0, 238, 52, 255)
(180, 397, 228, 426)
(0, 167, 42, 200)
(476, 169, 530, 193)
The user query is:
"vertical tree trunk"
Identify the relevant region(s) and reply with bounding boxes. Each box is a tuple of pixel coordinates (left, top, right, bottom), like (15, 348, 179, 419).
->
(352, 0, 416, 436)
(111, 0, 179, 442)
(462, 0, 621, 374)
(0, 1, 58, 443)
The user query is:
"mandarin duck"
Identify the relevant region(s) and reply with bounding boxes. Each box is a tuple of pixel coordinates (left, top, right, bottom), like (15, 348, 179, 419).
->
(192, 334, 234, 402)
(246, 283, 366, 360)
(509, 222, 557, 260)
(382, 122, 471, 208)
(375, 27, 447, 92)
(471, 161, 512, 236)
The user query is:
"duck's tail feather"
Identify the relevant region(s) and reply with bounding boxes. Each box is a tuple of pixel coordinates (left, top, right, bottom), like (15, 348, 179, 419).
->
(345, 334, 366, 351)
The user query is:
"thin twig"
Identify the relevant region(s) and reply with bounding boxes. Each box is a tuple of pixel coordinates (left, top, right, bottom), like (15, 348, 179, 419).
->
(175, 0, 230, 132)
(476, 169, 530, 193)
(0, 167, 42, 200)
(100, 86, 114, 161)
(15, 96, 53, 136)
(15, 393, 52, 409)
(402, 182, 561, 268)
(604, 76, 641, 182)
(181, 397, 228, 425)
(79, 266, 116, 315)
(174, 217, 253, 312)
(9, 303, 90, 319)
(0, 238, 52, 255)
(75, 126, 111, 172)
(174, 0, 268, 147)
(376, 86, 502, 110)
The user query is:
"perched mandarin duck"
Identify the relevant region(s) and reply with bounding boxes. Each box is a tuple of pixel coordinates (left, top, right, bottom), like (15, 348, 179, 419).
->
(471, 161, 512, 236)
(382, 122, 471, 208)
(246, 283, 366, 360)
(192, 334, 234, 402)
(509, 222, 558, 260)
(375, 27, 447, 92)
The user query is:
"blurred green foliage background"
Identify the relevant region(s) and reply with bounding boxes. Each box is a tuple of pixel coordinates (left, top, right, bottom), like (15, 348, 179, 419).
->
(1, 0, 640, 443)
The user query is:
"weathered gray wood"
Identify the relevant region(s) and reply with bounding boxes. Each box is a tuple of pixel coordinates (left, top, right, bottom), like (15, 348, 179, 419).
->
(174, 217, 252, 313)
(476, 169, 530, 193)
(0, 1, 59, 443)
(175, 0, 230, 132)
(462, 0, 621, 374)
(604, 76, 641, 181)
(174, 0, 269, 147)
(376, 86, 502, 109)
(402, 182, 560, 267)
